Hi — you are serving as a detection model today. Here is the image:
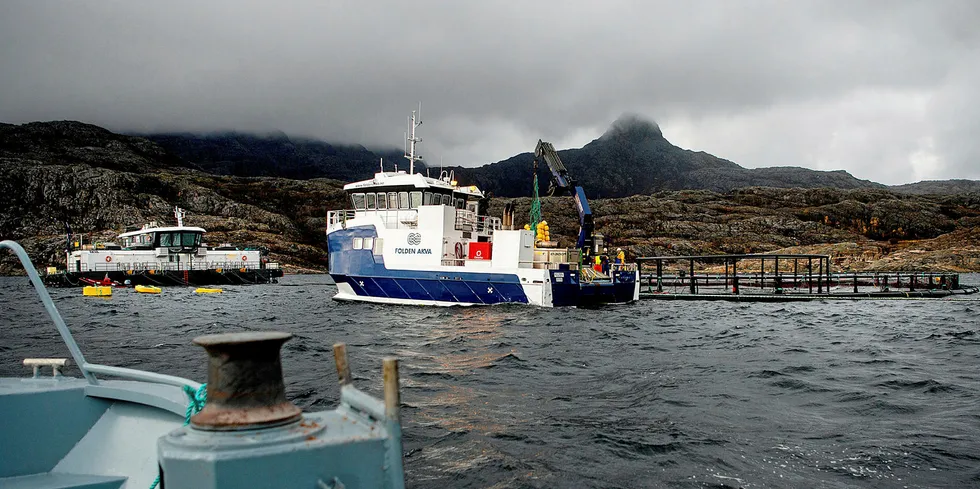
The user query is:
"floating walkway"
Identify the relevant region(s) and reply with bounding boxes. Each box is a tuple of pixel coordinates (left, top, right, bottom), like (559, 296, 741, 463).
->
(636, 253, 978, 301)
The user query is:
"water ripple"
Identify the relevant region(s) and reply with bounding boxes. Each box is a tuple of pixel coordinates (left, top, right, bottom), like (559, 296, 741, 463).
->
(2, 274, 979, 488)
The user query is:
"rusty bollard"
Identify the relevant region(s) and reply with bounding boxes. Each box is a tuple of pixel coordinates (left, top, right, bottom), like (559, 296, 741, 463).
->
(190, 331, 302, 431)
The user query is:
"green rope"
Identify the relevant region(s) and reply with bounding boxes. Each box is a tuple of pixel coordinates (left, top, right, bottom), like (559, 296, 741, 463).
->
(530, 173, 542, 232)
(149, 383, 207, 489)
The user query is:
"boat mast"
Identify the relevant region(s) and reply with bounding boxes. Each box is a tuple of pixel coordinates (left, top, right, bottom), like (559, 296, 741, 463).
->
(174, 206, 185, 227)
(404, 103, 422, 174)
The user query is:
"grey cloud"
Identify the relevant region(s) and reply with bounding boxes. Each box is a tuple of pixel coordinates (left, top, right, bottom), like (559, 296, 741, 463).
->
(0, 1, 977, 182)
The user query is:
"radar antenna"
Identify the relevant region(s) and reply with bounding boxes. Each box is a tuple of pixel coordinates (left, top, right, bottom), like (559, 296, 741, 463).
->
(404, 102, 423, 174)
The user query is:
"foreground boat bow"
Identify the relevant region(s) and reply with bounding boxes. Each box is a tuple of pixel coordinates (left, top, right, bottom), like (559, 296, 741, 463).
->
(0, 240, 405, 489)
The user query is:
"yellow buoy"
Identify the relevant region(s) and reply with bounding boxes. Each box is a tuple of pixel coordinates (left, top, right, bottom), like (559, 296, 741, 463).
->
(83, 286, 112, 297)
(195, 287, 223, 294)
(134, 285, 162, 294)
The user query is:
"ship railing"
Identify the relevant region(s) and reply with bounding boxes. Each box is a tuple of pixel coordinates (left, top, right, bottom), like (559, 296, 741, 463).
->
(611, 263, 638, 272)
(3, 240, 202, 390)
(375, 210, 418, 229)
(454, 211, 502, 234)
(439, 257, 500, 267)
(477, 216, 502, 233)
(327, 210, 357, 226)
(520, 260, 581, 270)
(64, 261, 263, 273)
(329, 209, 421, 229)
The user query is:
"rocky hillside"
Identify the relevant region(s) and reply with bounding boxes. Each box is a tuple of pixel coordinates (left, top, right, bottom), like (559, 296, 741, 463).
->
(452, 117, 885, 198)
(890, 179, 980, 195)
(499, 188, 980, 272)
(140, 116, 979, 198)
(0, 121, 348, 274)
(144, 116, 888, 198)
(1, 120, 978, 274)
(143, 131, 423, 181)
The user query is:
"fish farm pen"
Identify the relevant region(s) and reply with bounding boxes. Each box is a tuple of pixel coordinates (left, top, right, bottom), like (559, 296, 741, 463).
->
(635, 253, 979, 301)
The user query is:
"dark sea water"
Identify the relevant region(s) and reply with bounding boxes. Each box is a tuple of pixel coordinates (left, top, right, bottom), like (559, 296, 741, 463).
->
(2, 274, 979, 488)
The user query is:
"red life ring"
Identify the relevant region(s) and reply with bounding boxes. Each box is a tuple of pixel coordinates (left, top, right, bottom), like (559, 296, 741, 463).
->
(454, 242, 464, 259)
(105, 256, 112, 263)
(242, 255, 248, 261)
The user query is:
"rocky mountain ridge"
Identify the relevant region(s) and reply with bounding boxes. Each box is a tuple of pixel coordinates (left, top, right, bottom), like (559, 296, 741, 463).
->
(139, 115, 978, 196)
(1, 120, 978, 274)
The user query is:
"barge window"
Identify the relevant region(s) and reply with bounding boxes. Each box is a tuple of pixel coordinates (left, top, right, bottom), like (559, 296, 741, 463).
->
(363, 237, 374, 250)
(376, 193, 387, 209)
(352, 237, 363, 250)
(366, 193, 376, 210)
(410, 191, 422, 209)
(181, 233, 200, 247)
(388, 192, 398, 209)
(352, 193, 366, 210)
(398, 191, 409, 209)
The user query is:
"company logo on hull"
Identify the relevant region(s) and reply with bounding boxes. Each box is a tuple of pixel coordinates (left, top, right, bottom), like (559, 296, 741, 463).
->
(407, 233, 422, 245)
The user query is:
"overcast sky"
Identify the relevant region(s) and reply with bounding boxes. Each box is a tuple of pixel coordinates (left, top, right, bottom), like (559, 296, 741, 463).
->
(1, 1, 977, 185)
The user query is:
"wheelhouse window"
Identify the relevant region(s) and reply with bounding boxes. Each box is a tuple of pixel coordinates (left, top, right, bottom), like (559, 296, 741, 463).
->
(181, 232, 200, 247)
(441, 194, 451, 206)
(410, 191, 422, 209)
(352, 237, 363, 250)
(373, 237, 383, 254)
(366, 193, 376, 210)
(376, 192, 387, 209)
(388, 192, 398, 209)
(363, 237, 374, 250)
(351, 193, 366, 210)
(398, 191, 409, 209)
(156, 232, 201, 248)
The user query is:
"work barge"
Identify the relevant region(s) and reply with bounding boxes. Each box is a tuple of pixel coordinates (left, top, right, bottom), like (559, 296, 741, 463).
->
(636, 253, 978, 301)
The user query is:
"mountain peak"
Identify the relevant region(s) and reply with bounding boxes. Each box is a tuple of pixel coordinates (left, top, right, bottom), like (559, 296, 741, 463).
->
(601, 114, 664, 142)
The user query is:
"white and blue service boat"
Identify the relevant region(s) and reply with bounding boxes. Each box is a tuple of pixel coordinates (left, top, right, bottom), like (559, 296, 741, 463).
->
(326, 109, 640, 307)
(0, 240, 405, 489)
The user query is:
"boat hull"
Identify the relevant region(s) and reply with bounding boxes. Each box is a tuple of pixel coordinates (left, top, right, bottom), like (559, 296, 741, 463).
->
(327, 224, 638, 307)
(44, 269, 282, 287)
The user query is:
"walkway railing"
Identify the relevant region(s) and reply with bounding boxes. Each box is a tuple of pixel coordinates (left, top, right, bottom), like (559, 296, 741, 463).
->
(63, 260, 269, 273)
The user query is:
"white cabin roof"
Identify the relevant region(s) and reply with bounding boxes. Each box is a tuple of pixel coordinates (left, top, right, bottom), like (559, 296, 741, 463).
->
(344, 171, 484, 198)
(118, 226, 207, 238)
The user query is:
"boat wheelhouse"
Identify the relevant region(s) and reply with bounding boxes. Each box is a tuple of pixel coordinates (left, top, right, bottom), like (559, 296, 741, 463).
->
(325, 108, 638, 307)
(44, 207, 283, 287)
